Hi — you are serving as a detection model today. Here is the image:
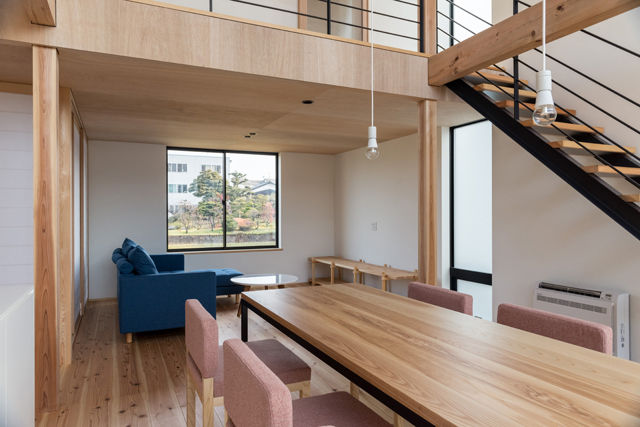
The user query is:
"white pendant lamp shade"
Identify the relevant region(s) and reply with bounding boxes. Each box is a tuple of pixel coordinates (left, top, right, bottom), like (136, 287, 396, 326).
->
(365, 125, 379, 160)
(533, 69, 557, 126)
(533, 0, 557, 126)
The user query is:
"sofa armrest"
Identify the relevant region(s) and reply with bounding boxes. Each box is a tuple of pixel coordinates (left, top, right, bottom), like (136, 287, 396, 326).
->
(118, 270, 216, 334)
(151, 253, 185, 272)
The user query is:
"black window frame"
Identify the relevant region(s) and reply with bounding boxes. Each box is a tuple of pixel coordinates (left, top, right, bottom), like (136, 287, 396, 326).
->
(166, 147, 280, 252)
(450, 119, 493, 291)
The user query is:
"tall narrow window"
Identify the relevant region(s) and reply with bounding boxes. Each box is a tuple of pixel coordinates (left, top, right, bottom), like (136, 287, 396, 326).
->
(167, 148, 279, 251)
(450, 120, 492, 320)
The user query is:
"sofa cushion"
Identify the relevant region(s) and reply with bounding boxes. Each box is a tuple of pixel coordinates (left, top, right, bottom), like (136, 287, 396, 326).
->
(116, 257, 134, 275)
(112, 248, 125, 264)
(121, 238, 138, 257)
(128, 246, 158, 275)
(192, 268, 242, 287)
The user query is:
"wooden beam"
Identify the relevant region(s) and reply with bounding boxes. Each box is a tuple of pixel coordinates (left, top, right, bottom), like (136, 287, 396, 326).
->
(422, 0, 437, 55)
(27, 0, 56, 26)
(418, 100, 438, 285)
(57, 87, 73, 368)
(428, 0, 640, 86)
(33, 44, 59, 414)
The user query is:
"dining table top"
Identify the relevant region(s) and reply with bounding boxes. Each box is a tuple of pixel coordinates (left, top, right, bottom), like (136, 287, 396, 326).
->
(241, 284, 640, 426)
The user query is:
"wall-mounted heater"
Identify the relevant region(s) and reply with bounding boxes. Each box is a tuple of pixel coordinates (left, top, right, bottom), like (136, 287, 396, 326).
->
(533, 282, 629, 359)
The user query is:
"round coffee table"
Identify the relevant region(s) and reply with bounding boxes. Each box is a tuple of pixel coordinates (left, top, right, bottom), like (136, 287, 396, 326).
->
(232, 274, 298, 317)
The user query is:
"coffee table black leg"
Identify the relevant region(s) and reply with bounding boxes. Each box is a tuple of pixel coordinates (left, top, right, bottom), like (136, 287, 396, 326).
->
(241, 299, 248, 342)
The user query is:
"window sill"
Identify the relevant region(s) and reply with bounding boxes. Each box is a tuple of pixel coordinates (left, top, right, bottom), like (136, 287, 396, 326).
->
(178, 248, 283, 255)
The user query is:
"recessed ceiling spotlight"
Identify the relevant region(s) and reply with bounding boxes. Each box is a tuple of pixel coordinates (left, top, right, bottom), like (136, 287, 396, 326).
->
(244, 135, 251, 138)
(249, 132, 256, 135)
(302, 100, 314, 105)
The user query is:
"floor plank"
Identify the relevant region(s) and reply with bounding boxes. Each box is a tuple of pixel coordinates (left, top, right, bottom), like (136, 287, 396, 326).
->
(38, 295, 397, 426)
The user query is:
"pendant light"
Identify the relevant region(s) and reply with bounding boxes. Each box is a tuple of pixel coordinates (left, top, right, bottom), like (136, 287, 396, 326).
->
(365, 0, 379, 160)
(532, 0, 557, 126)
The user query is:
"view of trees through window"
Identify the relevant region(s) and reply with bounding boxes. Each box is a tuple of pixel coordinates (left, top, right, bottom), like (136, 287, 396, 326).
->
(167, 149, 278, 251)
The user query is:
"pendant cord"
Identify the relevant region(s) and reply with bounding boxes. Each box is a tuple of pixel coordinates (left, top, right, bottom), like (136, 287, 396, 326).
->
(542, 0, 546, 71)
(370, 0, 374, 127)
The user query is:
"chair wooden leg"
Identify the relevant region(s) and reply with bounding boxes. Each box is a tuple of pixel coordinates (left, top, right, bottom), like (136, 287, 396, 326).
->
(224, 409, 229, 425)
(186, 369, 196, 427)
(394, 413, 408, 427)
(350, 382, 360, 400)
(202, 377, 214, 427)
(235, 293, 240, 304)
(125, 333, 132, 344)
(300, 381, 310, 398)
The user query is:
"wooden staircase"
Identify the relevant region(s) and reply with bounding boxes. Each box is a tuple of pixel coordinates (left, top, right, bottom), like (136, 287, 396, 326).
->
(446, 68, 640, 240)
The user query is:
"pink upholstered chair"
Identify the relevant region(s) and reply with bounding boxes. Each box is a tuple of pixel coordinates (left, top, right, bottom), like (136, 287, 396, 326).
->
(223, 338, 391, 427)
(497, 303, 613, 354)
(185, 300, 311, 427)
(408, 282, 473, 315)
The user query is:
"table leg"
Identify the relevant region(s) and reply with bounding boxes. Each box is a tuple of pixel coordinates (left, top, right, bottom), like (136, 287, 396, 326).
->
(237, 286, 248, 317)
(241, 300, 248, 342)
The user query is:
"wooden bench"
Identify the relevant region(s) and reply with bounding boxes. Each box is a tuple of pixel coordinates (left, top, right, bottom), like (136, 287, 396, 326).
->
(309, 256, 418, 292)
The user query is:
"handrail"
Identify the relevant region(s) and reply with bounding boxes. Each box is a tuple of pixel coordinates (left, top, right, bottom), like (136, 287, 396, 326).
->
(517, 0, 640, 59)
(438, 8, 640, 188)
(227, 0, 422, 45)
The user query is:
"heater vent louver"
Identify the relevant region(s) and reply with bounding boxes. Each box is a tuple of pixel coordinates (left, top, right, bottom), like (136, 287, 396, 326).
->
(535, 294, 607, 314)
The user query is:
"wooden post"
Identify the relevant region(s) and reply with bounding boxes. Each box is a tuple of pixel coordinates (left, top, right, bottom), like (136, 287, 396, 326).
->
(330, 262, 336, 284)
(418, 100, 438, 286)
(362, 0, 369, 42)
(33, 44, 59, 414)
(58, 87, 73, 368)
(311, 258, 316, 285)
(381, 273, 389, 292)
(422, 0, 437, 55)
(298, 0, 308, 29)
(353, 267, 359, 284)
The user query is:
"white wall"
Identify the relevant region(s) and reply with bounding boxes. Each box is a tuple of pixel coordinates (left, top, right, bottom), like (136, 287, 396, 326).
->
(0, 90, 35, 425)
(334, 134, 419, 295)
(493, 127, 640, 362)
(88, 141, 168, 299)
(88, 140, 335, 299)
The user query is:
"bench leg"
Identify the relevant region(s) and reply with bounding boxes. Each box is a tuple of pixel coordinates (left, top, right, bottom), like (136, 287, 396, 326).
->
(126, 333, 133, 344)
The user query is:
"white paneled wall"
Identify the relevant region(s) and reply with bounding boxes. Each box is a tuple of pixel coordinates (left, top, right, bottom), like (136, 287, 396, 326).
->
(0, 91, 34, 425)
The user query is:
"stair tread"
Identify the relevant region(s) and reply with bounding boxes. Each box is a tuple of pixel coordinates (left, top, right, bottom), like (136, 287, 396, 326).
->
(549, 140, 636, 154)
(583, 165, 640, 176)
(496, 100, 576, 116)
(521, 119, 604, 134)
(622, 194, 640, 202)
(484, 66, 503, 72)
(474, 83, 537, 98)
(469, 72, 529, 86)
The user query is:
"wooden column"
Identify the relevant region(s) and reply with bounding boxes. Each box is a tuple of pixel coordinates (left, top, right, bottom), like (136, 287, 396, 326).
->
(362, 0, 369, 43)
(298, 0, 308, 29)
(418, 100, 438, 285)
(422, 0, 437, 55)
(57, 87, 73, 368)
(27, 0, 56, 26)
(33, 44, 59, 413)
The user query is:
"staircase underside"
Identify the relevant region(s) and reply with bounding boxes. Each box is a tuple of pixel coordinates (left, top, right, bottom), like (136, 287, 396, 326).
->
(447, 78, 640, 241)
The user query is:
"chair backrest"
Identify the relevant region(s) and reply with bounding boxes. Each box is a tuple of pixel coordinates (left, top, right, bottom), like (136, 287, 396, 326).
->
(408, 282, 473, 315)
(185, 299, 219, 379)
(497, 303, 613, 355)
(223, 339, 293, 427)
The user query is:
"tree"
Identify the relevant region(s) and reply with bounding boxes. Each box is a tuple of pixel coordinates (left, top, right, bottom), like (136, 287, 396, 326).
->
(177, 200, 196, 234)
(260, 200, 275, 226)
(189, 169, 223, 231)
(226, 171, 249, 203)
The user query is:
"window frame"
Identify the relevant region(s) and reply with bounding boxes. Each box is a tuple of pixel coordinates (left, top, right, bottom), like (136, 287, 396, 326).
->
(166, 147, 280, 252)
(449, 119, 493, 291)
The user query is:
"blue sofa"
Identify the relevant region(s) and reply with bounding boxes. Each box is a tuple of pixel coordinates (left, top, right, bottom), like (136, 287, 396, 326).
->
(113, 241, 242, 339)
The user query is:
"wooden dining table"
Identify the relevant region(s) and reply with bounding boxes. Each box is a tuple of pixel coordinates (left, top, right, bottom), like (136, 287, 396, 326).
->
(239, 284, 640, 426)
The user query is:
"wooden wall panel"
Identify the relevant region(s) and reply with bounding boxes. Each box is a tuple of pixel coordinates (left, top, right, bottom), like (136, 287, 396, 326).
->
(57, 87, 73, 368)
(418, 100, 438, 285)
(33, 44, 59, 414)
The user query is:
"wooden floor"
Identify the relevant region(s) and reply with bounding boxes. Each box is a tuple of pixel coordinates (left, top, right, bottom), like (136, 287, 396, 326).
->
(37, 296, 396, 426)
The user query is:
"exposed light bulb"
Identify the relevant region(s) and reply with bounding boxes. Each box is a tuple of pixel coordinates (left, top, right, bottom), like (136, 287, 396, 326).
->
(365, 125, 380, 160)
(533, 69, 557, 126)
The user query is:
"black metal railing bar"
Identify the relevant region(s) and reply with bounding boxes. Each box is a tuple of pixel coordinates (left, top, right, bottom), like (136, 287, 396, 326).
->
(517, 0, 640, 60)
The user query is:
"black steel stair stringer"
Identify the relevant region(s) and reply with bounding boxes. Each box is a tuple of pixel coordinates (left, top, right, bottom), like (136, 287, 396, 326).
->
(446, 78, 640, 241)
